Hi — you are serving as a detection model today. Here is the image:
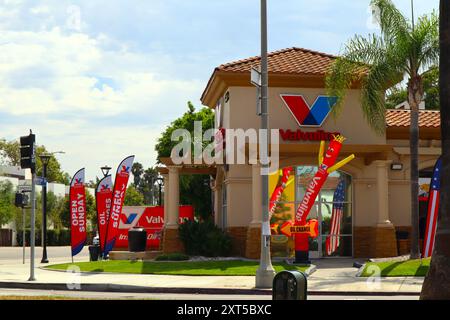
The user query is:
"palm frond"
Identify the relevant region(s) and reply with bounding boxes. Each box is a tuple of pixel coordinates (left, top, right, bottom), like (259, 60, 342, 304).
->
(414, 11, 440, 72)
(371, 0, 409, 44)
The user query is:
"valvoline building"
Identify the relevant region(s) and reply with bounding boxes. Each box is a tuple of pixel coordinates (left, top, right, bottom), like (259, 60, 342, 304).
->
(158, 47, 441, 259)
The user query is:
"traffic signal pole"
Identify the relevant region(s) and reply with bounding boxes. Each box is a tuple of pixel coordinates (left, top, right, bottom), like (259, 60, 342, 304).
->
(22, 206, 25, 264)
(20, 131, 37, 281)
(28, 171, 36, 281)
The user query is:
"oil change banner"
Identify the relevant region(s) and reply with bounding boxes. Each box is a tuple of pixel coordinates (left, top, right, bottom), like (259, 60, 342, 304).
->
(70, 168, 87, 257)
(295, 138, 343, 224)
(269, 167, 293, 219)
(103, 155, 135, 256)
(96, 174, 112, 253)
(115, 206, 194, 249)
(293, 136, 352, 259)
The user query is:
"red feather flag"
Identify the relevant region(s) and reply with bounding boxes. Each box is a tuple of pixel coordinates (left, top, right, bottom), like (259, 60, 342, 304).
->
(70, 168, 87, 257)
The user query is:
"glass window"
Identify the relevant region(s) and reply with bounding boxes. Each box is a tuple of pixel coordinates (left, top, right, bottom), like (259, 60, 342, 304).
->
(269, 166, 353, 258)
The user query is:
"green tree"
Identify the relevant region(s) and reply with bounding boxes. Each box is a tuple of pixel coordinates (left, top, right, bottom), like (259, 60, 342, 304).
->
(421, 0, 450, 299)
(326, 0, 439, 259)
(0, 139, 20, 166)
(0, 139, 70, 184)
(155, 102, 214, 219)
(0, 181, 19, 227)
(131, 162, 144, 187)
(386, 67, 439, 110)
(124, 186, 145, 206)
(155, 101, 214, 157)
(139, 167, 159, 205)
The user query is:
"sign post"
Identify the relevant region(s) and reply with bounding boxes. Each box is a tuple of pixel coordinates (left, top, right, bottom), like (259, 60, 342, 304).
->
(17, 185, 31, 265)
(19, 131, 36, 281)
(254, 0, 276, 289)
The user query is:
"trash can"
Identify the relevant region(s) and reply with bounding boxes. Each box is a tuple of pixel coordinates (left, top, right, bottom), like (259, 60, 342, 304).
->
(273, 270, 307, 300)
(89, 245, 100, 261)
(128, 227, 147, 252)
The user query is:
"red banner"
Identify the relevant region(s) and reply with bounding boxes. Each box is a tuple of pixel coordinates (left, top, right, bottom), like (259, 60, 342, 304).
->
(295, 139, 343, 224)
(103, 155, 135, 256)
(269, 167, 293, 219)
(95, 174, 112, 253)
(294, 136, 349, 255)
(115, 206, 194, 249)
(70, 168, 87, 257)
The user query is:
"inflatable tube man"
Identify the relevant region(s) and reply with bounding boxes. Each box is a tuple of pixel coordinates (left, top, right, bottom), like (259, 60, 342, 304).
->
(293, 135, 354, 264)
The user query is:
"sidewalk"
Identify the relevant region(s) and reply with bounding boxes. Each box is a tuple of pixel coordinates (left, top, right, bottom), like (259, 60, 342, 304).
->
(0, 257, 424, 296)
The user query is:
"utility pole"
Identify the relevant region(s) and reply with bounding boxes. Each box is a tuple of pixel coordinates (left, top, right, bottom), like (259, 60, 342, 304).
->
(255, 0, 276, 289)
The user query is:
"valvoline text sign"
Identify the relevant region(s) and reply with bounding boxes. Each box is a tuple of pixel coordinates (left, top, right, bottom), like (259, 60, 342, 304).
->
(114, 206, 194, 249)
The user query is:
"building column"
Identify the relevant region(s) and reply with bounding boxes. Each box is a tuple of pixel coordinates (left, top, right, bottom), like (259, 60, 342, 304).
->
(246, 164, 263, 259)
(375, 160, 392, 226)
(162, 173, 169, 220)
(166, 166, 180, 229)
(162, 166, 184, 254)
(372, 160, 397, 258)
(213, 182, 223, 228)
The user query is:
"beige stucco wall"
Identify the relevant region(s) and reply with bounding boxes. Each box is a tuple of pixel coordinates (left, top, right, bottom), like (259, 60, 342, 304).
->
(226, 86, 386, 145)
(214, 86, 440, 230)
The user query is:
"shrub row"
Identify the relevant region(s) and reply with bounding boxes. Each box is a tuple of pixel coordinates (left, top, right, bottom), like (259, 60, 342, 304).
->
(178, 220, 232, 257)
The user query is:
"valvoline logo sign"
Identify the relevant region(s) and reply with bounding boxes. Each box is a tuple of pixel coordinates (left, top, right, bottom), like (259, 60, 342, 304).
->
(115, 206, 194, 249)
(280, 95, 338, 127)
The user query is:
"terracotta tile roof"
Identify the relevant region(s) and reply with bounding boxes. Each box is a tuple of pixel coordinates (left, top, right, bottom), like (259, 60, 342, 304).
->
(217, 47, 337, 75)
(386, 109, 441, 128)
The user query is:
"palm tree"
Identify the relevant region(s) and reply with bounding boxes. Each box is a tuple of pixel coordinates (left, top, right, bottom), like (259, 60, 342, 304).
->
(326, 0, 439, 259)
(420, 0, 450, 300)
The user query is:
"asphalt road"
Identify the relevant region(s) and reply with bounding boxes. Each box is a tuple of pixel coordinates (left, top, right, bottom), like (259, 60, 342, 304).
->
(0, 288, 419, 300)
(0, 246, 89, 263)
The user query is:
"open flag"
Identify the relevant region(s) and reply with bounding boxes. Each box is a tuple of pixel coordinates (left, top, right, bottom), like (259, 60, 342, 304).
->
(326, 179, 346, 256)
(103, 155, 135, 257)
(70, 168, 87, 257)
(422, 157, 442, 258)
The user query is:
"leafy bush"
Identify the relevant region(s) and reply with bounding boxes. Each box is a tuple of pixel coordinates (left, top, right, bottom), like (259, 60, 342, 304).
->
(155, 253, 190, 261)
(178, 220, 232, 257)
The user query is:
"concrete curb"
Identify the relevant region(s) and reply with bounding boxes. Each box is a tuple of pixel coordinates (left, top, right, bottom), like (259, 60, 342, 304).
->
(0, 281, 420, 296)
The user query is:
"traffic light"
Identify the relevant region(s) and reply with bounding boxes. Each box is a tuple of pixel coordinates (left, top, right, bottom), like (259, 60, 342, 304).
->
(15, 192, 29, 208)
(20, 132, 36, 173)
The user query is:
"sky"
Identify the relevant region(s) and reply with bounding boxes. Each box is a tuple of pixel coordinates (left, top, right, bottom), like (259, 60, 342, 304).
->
(0, 0, 440, 181)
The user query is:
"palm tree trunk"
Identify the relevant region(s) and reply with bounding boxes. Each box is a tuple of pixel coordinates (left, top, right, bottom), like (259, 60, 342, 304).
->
(408, 82, 421, 260)
(421, 0, 450, 300)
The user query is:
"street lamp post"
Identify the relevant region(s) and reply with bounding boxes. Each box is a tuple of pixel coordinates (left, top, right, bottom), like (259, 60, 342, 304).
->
(39, 151, 65, 264)
(39, 153, 51, 264)
(255, 0, 276, 288)
(101, 165, 112, 178)
(155, 177, 164, 206)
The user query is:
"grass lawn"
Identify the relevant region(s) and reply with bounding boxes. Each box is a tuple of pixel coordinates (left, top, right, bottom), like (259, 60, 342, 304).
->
(0, 296, 89, 300)
(45, 260, 309, 276)
(360, 258, 430, 277)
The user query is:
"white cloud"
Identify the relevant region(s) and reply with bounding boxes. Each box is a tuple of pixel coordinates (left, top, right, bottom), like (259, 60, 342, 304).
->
(30, 5, 50, 15)
(0, 3, 205, 178)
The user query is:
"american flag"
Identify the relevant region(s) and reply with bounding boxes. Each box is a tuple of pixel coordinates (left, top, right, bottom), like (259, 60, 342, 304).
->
(422, 157, 442, 258)
(326, 179, 345, 256)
